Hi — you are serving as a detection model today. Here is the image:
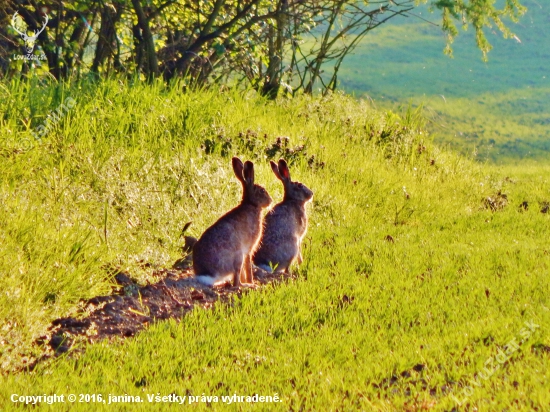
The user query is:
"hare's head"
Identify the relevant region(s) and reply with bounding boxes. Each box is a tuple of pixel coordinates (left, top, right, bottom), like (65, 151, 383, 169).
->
(232, 157, 272, 208)
(270, 159, 313, 203)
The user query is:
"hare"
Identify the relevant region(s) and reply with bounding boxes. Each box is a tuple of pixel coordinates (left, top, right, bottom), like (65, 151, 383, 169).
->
(193, 157, 272, 287)
(254, 159, 313, 273)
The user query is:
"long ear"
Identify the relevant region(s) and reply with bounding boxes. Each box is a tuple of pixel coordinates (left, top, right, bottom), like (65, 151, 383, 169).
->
(243, 160, 255, 186)
(270, 160, 284, 182)
(277, 159, 291, 182)
(232, 157, 245, 184)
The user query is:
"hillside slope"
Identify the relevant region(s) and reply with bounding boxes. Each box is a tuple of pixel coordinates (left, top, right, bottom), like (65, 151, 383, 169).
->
(0, 80, 549, 410)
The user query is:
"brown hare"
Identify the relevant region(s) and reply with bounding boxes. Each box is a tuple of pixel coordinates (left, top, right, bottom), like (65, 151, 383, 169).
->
(193, 157, 272, 287)
(254, 159, 313, 273)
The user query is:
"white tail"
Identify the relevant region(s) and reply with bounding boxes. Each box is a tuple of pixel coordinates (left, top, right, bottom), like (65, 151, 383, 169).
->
(194, 274, 232, 287)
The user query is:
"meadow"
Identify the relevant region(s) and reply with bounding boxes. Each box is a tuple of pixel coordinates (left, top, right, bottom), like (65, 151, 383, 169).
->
(0, 78, 549, 411)
(331, 0, 550, 163)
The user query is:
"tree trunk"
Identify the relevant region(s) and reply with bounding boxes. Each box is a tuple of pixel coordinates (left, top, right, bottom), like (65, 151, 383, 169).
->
(91, 3, 122, 75)
(261, 0, 288, 99)
(63, 12, 89, 78)
(131, 0, 158, 79)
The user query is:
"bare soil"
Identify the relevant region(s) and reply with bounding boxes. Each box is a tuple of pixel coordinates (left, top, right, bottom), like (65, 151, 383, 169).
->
(29, 262, 291, 371)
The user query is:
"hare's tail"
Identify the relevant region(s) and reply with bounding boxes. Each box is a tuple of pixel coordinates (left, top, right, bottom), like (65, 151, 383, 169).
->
(195, 273, 233, 287)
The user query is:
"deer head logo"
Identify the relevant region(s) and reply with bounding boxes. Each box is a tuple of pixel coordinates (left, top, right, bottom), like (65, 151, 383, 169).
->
(11, 12, 49, 55)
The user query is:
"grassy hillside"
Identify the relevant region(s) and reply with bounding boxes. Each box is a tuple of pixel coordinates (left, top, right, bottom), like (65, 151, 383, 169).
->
(331, 0, 550, 162)
(0, 79, 549, 411)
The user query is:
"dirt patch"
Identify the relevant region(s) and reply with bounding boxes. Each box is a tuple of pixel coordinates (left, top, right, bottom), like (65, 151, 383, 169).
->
(518, 201, 529, 212)
(483, 191, 508, 212)
(28, 263, 291, 371)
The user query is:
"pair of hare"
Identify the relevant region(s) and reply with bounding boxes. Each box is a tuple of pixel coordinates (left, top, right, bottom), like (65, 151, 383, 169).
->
(193, 157, 313, 287)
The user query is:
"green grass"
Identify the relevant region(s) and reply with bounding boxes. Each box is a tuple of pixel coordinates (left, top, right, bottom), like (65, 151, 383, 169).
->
(0, 78, 549, 411)
(327, 0, 550, 162)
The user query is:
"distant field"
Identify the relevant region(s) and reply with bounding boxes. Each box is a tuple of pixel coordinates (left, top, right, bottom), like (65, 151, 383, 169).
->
(330, 0, 550, 162)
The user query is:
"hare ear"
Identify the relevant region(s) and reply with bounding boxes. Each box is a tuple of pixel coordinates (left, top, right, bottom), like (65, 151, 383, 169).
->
(243, 160, 255, 185)
(232, 157, 245, 184)
(278, 159, 291, 182)
(270, 160, 284, 182)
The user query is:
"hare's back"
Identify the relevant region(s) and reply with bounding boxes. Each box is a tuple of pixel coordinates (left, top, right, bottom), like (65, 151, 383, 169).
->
(197, 215, 242, 249)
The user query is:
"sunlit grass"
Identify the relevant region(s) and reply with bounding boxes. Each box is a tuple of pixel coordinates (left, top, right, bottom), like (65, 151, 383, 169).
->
(0, 79, 549, 411)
